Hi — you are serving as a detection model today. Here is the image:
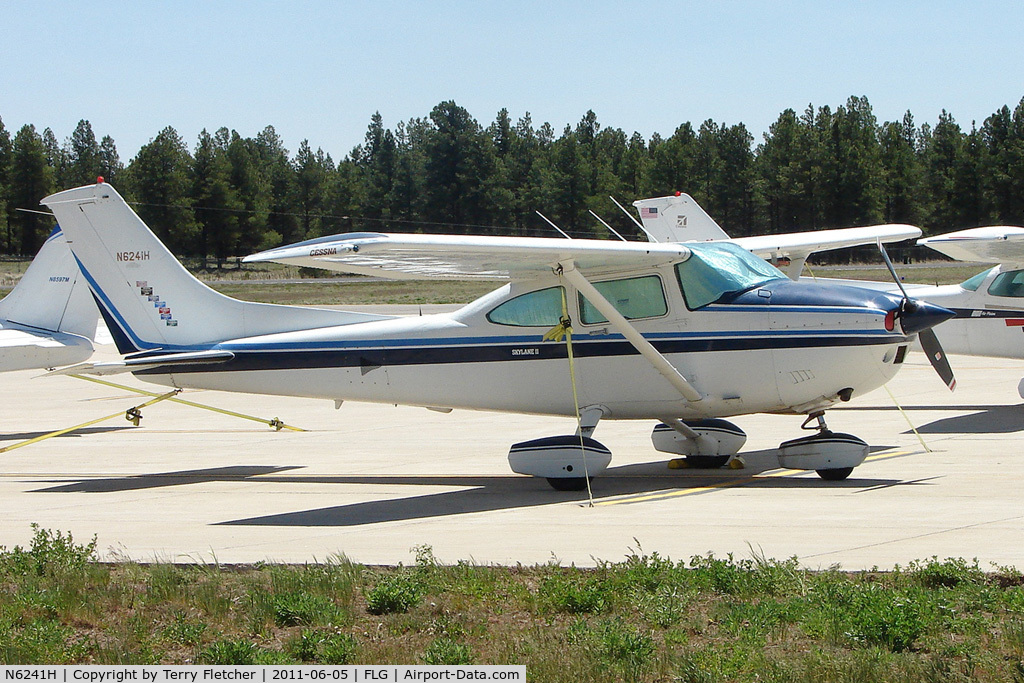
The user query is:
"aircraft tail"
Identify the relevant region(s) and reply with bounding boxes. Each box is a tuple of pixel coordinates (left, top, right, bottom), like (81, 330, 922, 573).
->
(632, 194, 731, 243)
(41, 182, 389, 354)
(0, 226, 98, 340)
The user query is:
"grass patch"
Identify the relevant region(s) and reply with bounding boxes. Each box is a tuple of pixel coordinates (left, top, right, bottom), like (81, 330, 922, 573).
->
(1, 529, 1024, 680)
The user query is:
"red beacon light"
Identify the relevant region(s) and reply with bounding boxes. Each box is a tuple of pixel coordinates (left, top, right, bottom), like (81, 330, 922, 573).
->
(96, 176, 104, 184)
(674, 191, 681, 197)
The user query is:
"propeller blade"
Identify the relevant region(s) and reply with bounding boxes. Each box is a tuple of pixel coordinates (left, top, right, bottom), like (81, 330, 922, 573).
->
(877, 238, 910, 300)
(919, 328, 956, 391)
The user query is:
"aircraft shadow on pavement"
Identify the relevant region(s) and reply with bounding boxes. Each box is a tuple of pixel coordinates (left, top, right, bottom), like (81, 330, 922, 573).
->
(27, 448, 914, 527)
(0, 426, 134, 443)
(836, 403, 1024, 434)
(28, 466, 304, 493)
(912, 405, 1024, 434)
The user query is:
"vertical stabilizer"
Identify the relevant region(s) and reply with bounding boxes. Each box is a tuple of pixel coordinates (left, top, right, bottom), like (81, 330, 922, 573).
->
(42, 182, 387, 354)
(632, 194, 731, 243)
(0, 226, 98, 340)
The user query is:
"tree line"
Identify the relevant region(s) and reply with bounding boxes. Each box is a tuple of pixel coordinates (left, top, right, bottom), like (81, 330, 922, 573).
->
(0, 95, 1022, 259)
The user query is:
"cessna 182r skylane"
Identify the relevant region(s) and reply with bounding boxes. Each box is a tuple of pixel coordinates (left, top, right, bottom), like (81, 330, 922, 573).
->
(0, 226, 97, 372)
(43, 182, 955, 489)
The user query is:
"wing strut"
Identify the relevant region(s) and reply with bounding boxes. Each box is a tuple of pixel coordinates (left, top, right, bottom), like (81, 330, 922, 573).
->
(557, 260, 703, 403)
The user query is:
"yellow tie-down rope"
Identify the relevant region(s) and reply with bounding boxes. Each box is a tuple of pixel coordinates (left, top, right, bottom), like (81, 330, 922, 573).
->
(543, 281, 595, 507)
(0, 388, 181, 454)
(70, 374, 304, 432)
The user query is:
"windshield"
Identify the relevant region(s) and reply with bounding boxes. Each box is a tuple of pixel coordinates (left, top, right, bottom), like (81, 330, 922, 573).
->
(960, 267, 994, 292)
(675, 242, 786, 309)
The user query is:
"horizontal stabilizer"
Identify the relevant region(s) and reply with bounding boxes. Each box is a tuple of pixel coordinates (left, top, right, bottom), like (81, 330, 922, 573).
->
(47, 349, 234, 377)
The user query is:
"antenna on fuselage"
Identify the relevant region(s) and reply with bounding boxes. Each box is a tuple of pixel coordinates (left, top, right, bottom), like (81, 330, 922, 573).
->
(589, 210, 628, 242)
(535, 211, 573, 239)
(609, 196, 659, 242)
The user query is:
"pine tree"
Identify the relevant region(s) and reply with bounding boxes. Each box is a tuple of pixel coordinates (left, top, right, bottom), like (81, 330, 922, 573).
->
(192, 129, 244, 262)
(66, 120, 102, 187)
(10, 124, 54, 254)
(0, 116, 12, 252)
(122, 126, 198, 255)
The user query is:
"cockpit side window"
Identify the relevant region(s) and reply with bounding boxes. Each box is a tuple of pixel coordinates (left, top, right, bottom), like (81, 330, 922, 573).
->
(486, 286, 565, 326)
(675, 243, 785, 309)
(987, 269, 1024, 298)
(960, 268, 993, 292)
(578, 275, 668, 324)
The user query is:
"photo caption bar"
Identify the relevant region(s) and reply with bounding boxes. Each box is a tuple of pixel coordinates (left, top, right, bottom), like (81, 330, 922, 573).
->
(0, 667, 525, 682)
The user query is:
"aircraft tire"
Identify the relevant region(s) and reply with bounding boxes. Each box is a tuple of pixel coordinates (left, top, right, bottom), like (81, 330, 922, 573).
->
(816, 467, 854, 481)
(685, 455, 731, 469)
(546, 477, 590, 491)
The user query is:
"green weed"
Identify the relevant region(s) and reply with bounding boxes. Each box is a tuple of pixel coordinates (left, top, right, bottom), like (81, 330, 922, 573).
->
(365, 571, 424, 615)
(421, 637, 472, 665)
(289, 628, 357, 664)
(0, 525, 97, 577)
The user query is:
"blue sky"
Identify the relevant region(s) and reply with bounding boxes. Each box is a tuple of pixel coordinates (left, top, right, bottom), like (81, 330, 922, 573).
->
(3, 1, 1022, 162)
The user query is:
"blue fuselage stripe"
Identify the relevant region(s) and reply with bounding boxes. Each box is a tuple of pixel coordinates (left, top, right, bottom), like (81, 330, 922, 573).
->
(136, 333, 905, 375)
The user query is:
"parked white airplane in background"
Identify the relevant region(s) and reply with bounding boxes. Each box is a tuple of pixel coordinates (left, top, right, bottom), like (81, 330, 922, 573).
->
(862, 226, 1024, 396)
(631, 193, 924, 280)
(0, 226, 97, 372)
(44, 182, 954, 488)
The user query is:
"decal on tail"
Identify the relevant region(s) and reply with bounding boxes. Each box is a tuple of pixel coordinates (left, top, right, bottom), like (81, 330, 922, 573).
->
(632, 194, 730, 243)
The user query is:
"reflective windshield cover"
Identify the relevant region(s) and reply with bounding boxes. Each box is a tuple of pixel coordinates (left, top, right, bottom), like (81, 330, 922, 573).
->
(959, 267, 993, 292)
(675, 242, 787, 309)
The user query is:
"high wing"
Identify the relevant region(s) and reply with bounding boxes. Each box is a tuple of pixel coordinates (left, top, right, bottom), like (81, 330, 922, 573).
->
(244, 232, 693, 280)
(734, 224, 923, 261)
(917, 226, 1024, 266)
(631, 194, 921, 279)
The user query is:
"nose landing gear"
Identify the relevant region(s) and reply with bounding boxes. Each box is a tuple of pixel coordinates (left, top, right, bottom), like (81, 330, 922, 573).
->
(777, 411, 868, 481)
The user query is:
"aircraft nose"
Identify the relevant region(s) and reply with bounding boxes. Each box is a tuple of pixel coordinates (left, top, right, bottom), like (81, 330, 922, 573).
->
(898, 298, 956, 336)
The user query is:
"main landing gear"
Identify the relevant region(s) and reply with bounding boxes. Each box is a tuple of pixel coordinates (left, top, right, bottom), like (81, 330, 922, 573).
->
(508, 408, 868, 491)
(650, 418, 747, 468)
(507, 407, 613, 491)
(777, 411, 868, 481)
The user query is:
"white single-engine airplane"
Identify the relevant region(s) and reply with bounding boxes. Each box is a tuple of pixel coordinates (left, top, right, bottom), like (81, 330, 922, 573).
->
(0, 226, 97, 372)
(44, 182, 955, 488)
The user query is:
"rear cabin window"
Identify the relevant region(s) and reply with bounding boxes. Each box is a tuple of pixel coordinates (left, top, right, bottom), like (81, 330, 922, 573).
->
(487, 286, 565, 326)
(578, 275, 668, 324)
(987, 269, 1024, 298)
